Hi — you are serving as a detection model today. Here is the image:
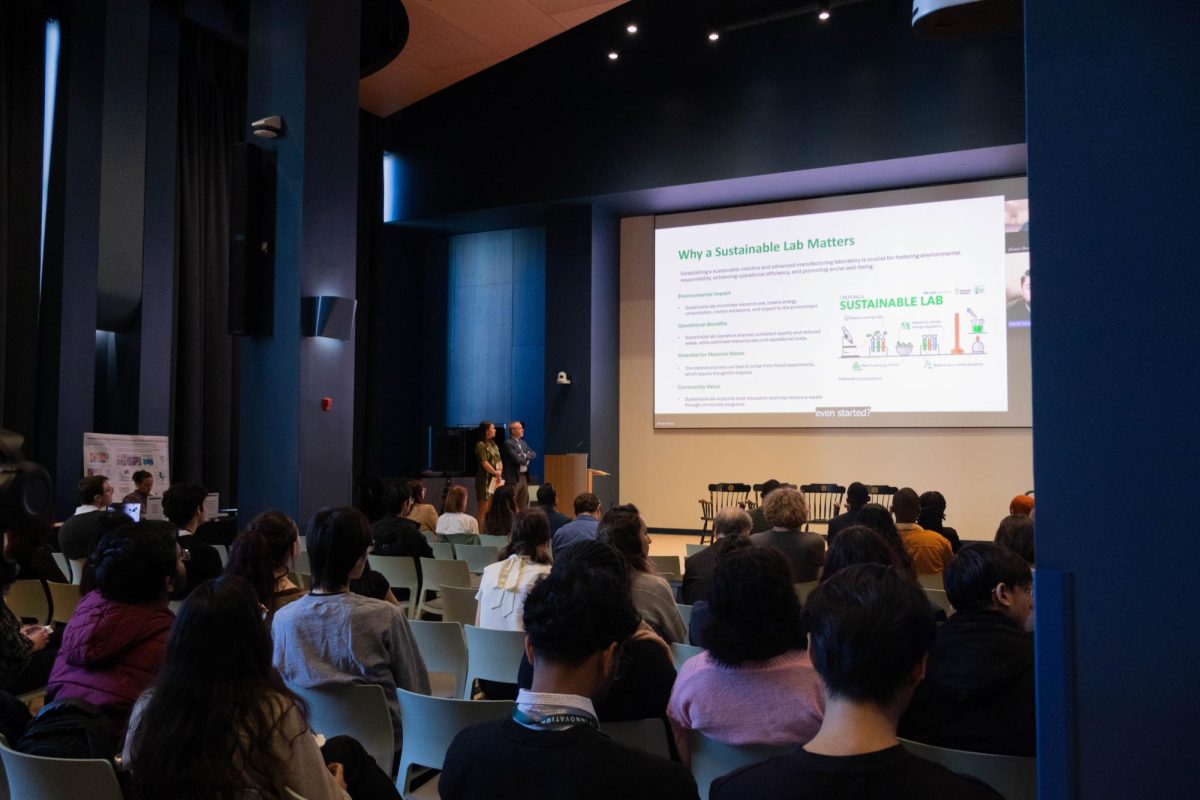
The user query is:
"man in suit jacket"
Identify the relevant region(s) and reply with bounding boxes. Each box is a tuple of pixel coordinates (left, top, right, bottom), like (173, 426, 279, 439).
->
(501, 420, 537, 509)
(826, 481, 870, 542)
(680, 507, 752, 605)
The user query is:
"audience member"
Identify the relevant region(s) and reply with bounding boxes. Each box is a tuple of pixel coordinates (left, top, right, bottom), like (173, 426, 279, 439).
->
(681, 506, 751, 605)
(371, 483, 432, 573)
(535, 484, 572, 535)
(122, 470, 154, 515)
(124, 575, 399, 800)
(436, 485, 480, 537)
(517, 540, 677, 723)
(669, 544, 823, 766)
(917, 490, 962, 553)
(162, 483, 224, 596)
(500, 420, 537, 510)
(711, 564, 1001, 799)
(899, 543, 1035, 755)
(45, 522, 181, 734)
(474, 420, 503, 526)
(442, 549, 698, 800)
(855, 504, 916, 578)
(891, 488, 953, 575)
(550, 492, 602, 553)
(476, 509, 552, 631)
(750, 487, 825, 583)
(57, 475, 113, 561)
(1009, 494, 1034, 516)
(1, 551, 54, 694)
(404, 479, 439, 533)
(826, 482, 870, 542)
(272, 507, 430, 757)
(821, 525, 908, 582)
(994, 514, 1035, 566)
(226, 510, 305, 619)
(483, 484, 518, 537)
(748, 479, 782, 533)
(599, 504, 686, 643)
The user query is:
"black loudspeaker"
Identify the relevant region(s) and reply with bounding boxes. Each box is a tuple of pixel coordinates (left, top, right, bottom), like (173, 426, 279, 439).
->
(229, 142, 276, 336)
(431, 428, 474, 475)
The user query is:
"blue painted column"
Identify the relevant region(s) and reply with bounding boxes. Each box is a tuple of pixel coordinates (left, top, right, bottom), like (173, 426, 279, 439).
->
(240, 0, 361, 525)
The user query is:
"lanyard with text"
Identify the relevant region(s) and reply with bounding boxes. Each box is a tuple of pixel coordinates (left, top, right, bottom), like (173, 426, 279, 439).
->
(512, 708, 600, 732)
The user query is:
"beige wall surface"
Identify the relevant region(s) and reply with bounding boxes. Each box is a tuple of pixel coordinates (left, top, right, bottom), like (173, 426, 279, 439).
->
(619, 216, 1033, 541)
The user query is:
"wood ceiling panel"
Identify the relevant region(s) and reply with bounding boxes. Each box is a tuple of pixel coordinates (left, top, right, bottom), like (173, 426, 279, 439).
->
(547, 1, 628, 29)
(420, 1, 564, 57)
(402, 0, 501, 71)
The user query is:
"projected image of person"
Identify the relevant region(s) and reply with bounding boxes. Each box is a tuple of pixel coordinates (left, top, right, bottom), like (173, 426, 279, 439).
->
(1007, 269, 1030, 324)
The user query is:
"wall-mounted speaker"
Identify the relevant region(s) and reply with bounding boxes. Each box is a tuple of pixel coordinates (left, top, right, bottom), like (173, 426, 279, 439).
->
(229, 143, 276, 335)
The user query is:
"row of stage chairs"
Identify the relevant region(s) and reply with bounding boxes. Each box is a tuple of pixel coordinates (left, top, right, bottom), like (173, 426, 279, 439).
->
(698, 483, 901, 543)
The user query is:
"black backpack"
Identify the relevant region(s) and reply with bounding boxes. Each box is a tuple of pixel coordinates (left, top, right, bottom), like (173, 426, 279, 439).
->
(17, 697, 119, 762)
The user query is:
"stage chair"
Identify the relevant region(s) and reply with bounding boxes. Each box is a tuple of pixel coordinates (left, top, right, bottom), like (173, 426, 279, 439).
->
(370, 555, 420, 617)
(454, 544, 500, 575)
(478, 534, 508, 549)
(394, 689, 514, 796)
(0, 738, 124, 800)
(416, 559, 472, 619)
(900, 738, 1036, 800)
(408, 620, 468, 699)
(462, 625, 526, 699)
(798, 483, 846, 530)
(650, 555, 682, 582)
(287, 683, 394, 776)
(689, 731, 791, 800)
(865, 484, 899, 508)
(700, 484, 752, 544)
(47, 582, 82, 625)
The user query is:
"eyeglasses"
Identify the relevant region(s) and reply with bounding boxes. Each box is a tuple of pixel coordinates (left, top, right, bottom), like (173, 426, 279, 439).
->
(178, 548, 191, 562)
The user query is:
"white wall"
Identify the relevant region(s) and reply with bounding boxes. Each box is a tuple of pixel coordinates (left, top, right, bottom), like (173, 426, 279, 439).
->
(619, 216, 1033, 541)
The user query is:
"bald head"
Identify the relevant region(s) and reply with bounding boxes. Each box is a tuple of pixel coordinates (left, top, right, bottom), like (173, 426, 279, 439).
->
(891, 487, 920, 524)
(713, 507, 753, 539)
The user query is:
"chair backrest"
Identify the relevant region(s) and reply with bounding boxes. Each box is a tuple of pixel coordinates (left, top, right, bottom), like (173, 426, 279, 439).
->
(462, 625, 527, 698)
(443, 533, 479, 547)
(292, 550, 311, 576)
(900, 738, 1036, 800)
(689, 731, 791, 800)
(394, 689, 514, 795)
(798, 483, 846, 527)
(214, 544, 230, 567)
(477, 534, 508, 549)
(707, 483, 751, 511)
(454, 545, 500, 574)
(685, 543, 705, 557)
(51, 551, 72, 583)
(416, 559, 472, 619)
(676, 603, 693, 633)
(47, 581, 82, 624)
(649, 555, 682, 582)
(439, 585, 479, 626)
(6, 580, 50, 624)
(430, 542, 455, 560)
(286, 683, 394, 775)
(794, 580, 820, 605)
(924, 587, 955, 616)
(369, 556, 419, 617)
(408, 620, 469, 699)
(865, 484, 899, 507)
(917, 572, 945, 590)
(421, 531, 438, 546)
(601, 718, 671, 759)
(671, 642, 703, 670)
(0, 739, 124, 800)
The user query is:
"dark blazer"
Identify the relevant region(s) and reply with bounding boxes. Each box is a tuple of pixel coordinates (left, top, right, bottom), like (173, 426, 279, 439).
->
(680, 544, 720, 605)
(825, 508, 863, 542)
(500, 437, 536, 484)
(749, 529, 825, 583)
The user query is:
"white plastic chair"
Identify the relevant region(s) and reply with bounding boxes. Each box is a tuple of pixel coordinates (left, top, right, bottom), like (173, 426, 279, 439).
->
(601, 718, 671, 759)
(409, 620, 469, 699)
(370, 556, 420, 617)
(293, 550, 310, 576)
(900, 738, 1036, 800)
(477, 534, 508, 549)
(5, 580, 50, 624)
(214, 544, 230, 567)
(68, 559, 87, 586)
(650, 554, 682, 581)
(50, 551, 72, 582)
(685, 543, 706, 557)
(689, 731, 790, 800)
(421, 531, 438, 546)
(394, 688, 514, 796)
(672, 642, 703, 670)
(430, 542, 455, 560)
(462, 625, 526, 698)
(0, 739, 124, 800)
(47, 581, 82, 624)
(439, 585, 479, 625)
(917, 572, 945, 590)
(454, 544, 499, 574)
(677, 603, 693, 637)
(924, 588, 955, 616)
(416, 558, 471, 619)
(286, 683, 394, 776)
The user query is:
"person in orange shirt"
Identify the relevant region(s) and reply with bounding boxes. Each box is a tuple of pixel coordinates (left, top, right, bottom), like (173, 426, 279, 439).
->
(892, 488, 953, 575)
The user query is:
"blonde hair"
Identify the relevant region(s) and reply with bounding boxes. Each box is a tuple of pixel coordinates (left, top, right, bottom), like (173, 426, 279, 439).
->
(763, 487, 809, 529)
(444, 485, 468, 514)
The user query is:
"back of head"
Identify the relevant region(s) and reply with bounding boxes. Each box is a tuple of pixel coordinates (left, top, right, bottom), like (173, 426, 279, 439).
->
(944, 541, 1033, 611)
(573, 492, 600, 516)
(383, 482, 412, 516)
(759, 479, 782, 499)
(916, 490, 947, 531)
(1009, 494, 1035, 516)
(551, 539, 628, 589)
(406, 479, 426, 503)
(131, 470, 151, 486)
(227, 510, 298, 604)
(306, 507, 371, 591)
(523, 559, 640, 666)
(92, 521, 178, 604)
(504, 508, 551, 563)
(162, 483, 207, 528)
(805, 563, 937, 707)
(712, 506, 752, 539)
(822, 526, 902, 582)
(78, 475, 107, 506)
(444, 484, 468, 514)
(484, 484, 518, 534)
(536, 483, 557, 508)
(596, 504, 648, 574)
(845, 482, 870, 511)
(854, 504, 914, 578)
(763, 487, 809, 529)
(707, 544, 805, 666)
(994, 514, 1035, 565)
(891, 487, 920, 523)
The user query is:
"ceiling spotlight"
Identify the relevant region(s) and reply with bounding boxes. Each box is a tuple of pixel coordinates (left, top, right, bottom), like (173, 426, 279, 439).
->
(708, 31, 720, 41)
(818, 1, 831, 21)
(626, 23, 638, 34)
(608, 50, 619, 60)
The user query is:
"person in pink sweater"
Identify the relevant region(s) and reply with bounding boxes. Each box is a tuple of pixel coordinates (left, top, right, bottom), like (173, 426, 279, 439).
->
(668, 541, 823, 765)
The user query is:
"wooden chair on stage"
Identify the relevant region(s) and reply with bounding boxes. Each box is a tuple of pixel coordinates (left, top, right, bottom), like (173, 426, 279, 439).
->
(799, 483, 845, 531)
(698, 483, 751, 544)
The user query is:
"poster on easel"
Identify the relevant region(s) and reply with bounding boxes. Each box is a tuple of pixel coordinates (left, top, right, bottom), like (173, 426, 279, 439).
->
(82, 433, 171, 501)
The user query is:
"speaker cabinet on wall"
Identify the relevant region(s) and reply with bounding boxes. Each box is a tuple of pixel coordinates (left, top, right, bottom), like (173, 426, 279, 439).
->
(229, 142, 276, 336)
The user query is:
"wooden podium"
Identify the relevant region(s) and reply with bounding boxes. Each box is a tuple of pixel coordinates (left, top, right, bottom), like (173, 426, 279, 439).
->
(543, 454, 607, 518)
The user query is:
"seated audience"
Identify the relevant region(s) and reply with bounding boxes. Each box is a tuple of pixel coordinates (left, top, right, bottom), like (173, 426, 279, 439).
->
(826, 481, 870, 542)
(476, 509, 552, 631)
(711, 564, 1001, 799)
(994, 513, 1035, 566)
(482, 484, 518, 537)
(436, 485, 480, 537)
(57, 475, 113, 561)
(551, 492, 602, 553)
(1, 551, 54, 694)
(122, 470, 154, 516)
(750, 487, 825, 583)
(899, 543, 1036, 756)
(891, 488, 953, 575)
(534, 483, 572, 535)
(517, 540, 677, 723)
(669, 543, 823, 766)
(226, 510, 306, 619)
(917, 490, 962, 553)
(681, 506, 751, 605)
(124, 575, 400, 800)
(272, 507, 430, 756)
(855, 504, 916, 578)
(599, 504, 686, 643)
(46, 522, 181, 733)
(162, 482, 224, 596)
(370, 483, 433, 581)
(1009, 493, 1034, 516)
(820, 525, 910, 582)
(404, 479, 439, 533)
(441, 550, 698, 800)
(748, 479, 782, 533)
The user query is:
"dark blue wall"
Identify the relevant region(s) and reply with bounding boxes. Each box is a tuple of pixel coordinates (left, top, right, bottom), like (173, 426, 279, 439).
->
(1026, 3, 1200, 798)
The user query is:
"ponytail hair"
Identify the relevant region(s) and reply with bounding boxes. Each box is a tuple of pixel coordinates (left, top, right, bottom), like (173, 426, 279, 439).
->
(227, 511, 299, 605)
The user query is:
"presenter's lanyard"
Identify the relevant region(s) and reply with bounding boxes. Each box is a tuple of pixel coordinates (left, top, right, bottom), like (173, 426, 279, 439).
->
(512, 708, 599, 732)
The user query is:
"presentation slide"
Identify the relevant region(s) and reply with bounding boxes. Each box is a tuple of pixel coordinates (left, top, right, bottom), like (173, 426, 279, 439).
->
(653, 178, 1032, 428)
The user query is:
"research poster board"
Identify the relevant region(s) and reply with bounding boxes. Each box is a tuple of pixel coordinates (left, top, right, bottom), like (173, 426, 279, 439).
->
(82, 433, 171, 499)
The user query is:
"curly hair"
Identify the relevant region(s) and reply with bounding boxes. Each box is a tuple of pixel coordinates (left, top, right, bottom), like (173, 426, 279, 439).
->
(704, 543, 806, 666)
(91, 521, 178, 604)
(523, 560, 639, 666)
(763, 487, 809, 529)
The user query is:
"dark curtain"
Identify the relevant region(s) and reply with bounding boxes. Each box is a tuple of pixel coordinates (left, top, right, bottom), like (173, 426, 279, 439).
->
(354, 110, 384, 484)
(174, 24, 245, 502)
(0, 3, 46, 450)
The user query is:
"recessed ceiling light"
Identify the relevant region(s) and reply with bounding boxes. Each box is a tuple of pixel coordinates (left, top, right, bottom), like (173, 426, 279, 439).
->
(608, 51, 619, 60)
(708, 31, 720, 41)
(626, 23, 638, 34)
(819, 1, 831, 21)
